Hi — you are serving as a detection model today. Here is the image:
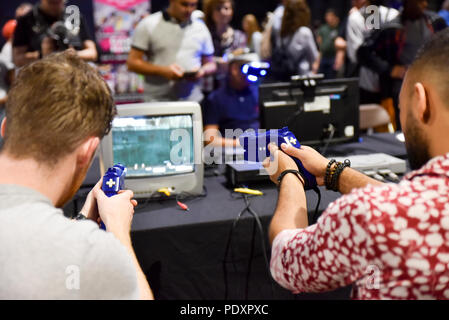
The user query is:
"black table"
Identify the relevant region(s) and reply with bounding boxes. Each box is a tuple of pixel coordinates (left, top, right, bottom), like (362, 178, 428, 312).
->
(66, 133, 407, 300)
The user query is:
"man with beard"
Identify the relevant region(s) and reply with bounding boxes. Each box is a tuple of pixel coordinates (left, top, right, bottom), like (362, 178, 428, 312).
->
(0, 51, 153, 299)
(263, 31, 449, 299)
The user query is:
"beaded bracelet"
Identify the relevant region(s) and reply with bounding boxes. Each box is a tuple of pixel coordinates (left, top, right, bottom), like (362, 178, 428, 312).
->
(325, 159, 351, 192)
(329, 160, 351, 192)
(325, 159, 336, 189)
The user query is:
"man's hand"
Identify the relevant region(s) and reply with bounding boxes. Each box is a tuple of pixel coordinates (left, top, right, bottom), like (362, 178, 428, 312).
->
(194, 67, 205, 80)
(161, 64, 184, 80)
(262, 144, 300, 185)
(279, 144, 329, 186)
(79, 179, 102, 224)
(93, 187, 138, 236)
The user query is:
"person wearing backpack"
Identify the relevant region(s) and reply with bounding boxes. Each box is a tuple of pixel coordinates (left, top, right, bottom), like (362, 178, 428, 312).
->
(268, 0, 319, 82)
(357, 0, 447, 130)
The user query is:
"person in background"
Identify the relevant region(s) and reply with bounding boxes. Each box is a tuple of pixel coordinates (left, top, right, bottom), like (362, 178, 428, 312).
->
(0, 22, 16, 108)
(269, 0, 319, 81)
(260, 0, 286, 61)
(242, 14, 263, 58)
(317, 9, 340, 79)
(203, 0, 247, 93)
(0, 57, 13, 147)
(438, 0, 449, 26)
(0, 3, 32, 65)
(348, 0, 399, 105)
(358, 0, 447, 129)
(0, 3, 33, 143)
(127, 0, 216, 102)
(346, 0, 399, 80)
(202, 54, 259, 147)
(12, 0, 97, 68)
(333, 14, 349, 77)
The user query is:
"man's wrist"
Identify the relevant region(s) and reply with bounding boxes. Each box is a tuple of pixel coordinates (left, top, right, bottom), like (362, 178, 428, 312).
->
(277, 170, 305, 190)
(73, 212, 87, 220)
(325, 159, 351, 192)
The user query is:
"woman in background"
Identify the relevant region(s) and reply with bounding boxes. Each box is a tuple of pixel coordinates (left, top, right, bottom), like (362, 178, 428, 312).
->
(242, 14, 263, 58)
(203, 0, 247, 93)
(269, 0, 319, 81)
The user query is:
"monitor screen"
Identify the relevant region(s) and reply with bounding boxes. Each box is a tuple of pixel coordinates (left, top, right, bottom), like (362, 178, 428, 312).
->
(259, 77, 360, 147)
(111, 114, 194, 178)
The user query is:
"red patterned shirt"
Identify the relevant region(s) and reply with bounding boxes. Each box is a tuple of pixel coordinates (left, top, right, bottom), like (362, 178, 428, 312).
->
(270, 153, 449, 299)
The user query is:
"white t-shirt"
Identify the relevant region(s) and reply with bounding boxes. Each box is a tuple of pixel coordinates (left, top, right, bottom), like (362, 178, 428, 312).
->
(131, 11, 214, 102)
(0, 185, 140, 299)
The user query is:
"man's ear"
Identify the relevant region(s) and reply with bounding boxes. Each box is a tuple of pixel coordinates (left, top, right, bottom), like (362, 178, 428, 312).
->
(76, 137, 100, 168)
(1, 117, 6, 138)
(414, 82, 431, 124)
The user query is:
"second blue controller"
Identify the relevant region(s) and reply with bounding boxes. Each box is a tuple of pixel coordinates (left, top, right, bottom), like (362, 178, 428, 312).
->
(100, 163, 127, 229)
(239, 127, 317, 190)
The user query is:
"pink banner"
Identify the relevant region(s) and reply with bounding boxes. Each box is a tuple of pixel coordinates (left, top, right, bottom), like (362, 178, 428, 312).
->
(95, 0, 149, 11)
(93, 0, 151, 103)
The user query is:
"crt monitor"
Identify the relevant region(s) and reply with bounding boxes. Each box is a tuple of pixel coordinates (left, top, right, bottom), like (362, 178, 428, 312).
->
(100, 102, 204, 198)
(259, 77, 360, 146)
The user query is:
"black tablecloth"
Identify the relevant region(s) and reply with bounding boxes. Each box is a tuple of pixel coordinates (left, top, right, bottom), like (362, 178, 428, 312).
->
(65, 133, 407, 300)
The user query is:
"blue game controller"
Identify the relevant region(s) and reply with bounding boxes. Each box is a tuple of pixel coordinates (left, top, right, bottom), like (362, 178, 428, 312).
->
(239, 127, 317, 190)
(100, 163, 127, 229)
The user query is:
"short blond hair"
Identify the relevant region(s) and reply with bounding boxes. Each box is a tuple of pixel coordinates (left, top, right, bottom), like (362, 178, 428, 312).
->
(3, 51, 116, 165)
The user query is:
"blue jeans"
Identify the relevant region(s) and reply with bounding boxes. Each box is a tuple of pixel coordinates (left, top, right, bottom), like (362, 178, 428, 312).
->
(319, 57, 336, 79)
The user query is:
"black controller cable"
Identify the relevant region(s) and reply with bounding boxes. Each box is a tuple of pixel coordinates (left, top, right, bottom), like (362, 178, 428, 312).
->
(223, 192, 275, 300)
(310, 186, 322, 225)
(320, 123, 336, 157)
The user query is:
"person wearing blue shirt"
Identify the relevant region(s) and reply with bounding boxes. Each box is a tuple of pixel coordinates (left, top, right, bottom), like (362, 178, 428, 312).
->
(202, 54, 259, 147)
(439, 0, 449, 26)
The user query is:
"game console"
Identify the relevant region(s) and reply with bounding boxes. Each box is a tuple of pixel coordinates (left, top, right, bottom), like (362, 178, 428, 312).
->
(101, 163, 127, 197)
(333, 153, 407, 175)
(239, 127, 317, 190)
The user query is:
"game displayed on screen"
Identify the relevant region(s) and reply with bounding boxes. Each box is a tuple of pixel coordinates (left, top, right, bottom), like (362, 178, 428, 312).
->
(112, 115, 194, 177)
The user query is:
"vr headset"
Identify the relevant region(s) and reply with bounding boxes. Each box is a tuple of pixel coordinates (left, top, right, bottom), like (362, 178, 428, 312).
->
(241, 61, 270, 83)
(225, 52, 271, 83)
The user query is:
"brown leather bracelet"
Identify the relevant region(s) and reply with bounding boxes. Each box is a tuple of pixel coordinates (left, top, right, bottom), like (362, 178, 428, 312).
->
(277, 170, 305, 190)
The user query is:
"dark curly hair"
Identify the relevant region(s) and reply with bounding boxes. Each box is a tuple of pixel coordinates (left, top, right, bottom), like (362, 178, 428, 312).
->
(280, 0, 311, 38)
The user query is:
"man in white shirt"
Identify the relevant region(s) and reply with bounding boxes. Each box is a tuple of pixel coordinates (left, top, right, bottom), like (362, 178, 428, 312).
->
(127, 0, 216, 102)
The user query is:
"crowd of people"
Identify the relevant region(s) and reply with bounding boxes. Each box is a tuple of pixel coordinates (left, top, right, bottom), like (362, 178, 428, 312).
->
(2, 0, 449, 300)
(1, 0, 448, 139)
(1, 0, 447, 143)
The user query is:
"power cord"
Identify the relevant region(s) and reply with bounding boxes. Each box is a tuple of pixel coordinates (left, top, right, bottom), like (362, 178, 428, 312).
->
(223, 192, 275, 300)
(134, 185, 208, 211)
(310, 187, 322, 225)
(320, 124, 336, 157)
